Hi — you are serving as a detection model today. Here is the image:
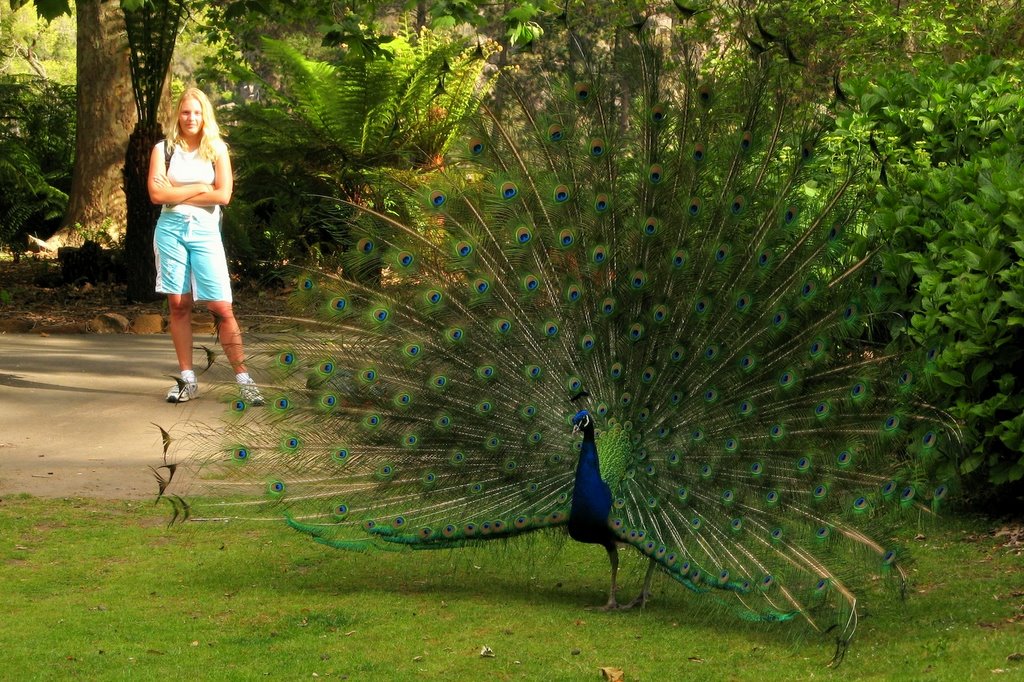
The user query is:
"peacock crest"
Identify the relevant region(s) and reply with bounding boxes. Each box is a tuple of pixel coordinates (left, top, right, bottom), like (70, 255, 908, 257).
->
(161, 7, 953, 662)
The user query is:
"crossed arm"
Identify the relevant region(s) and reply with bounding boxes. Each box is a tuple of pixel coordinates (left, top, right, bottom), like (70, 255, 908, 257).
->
(147, 145, 233, 206)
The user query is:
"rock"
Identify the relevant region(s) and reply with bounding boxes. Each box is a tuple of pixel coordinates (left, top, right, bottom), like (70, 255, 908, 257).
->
(132, 314, 164, 334)
(88, 312, 130, 334)
(0, 319, 34, 334)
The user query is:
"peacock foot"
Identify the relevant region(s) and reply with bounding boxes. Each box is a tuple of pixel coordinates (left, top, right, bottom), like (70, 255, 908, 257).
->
(618, 591, 650, 610)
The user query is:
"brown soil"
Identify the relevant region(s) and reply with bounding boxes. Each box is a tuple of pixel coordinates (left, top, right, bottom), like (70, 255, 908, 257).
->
(0, 255, 290, 331)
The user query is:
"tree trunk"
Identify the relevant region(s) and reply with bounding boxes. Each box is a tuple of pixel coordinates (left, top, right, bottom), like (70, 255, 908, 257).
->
(51, 0, 135, 250)
(122, 125, 163, 302)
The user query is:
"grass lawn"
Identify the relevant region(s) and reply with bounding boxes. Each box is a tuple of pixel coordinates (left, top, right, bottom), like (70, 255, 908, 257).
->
(1, 495, 1021, 680)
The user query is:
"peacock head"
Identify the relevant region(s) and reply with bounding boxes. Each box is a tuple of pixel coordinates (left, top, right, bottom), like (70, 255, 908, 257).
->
(571, 410, 593, 434)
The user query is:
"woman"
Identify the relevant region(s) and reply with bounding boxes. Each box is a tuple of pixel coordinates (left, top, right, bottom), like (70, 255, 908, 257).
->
(147, 87, 262, 405)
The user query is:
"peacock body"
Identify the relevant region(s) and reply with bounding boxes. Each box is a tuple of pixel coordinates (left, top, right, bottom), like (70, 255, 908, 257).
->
(164, 8, 953, 658)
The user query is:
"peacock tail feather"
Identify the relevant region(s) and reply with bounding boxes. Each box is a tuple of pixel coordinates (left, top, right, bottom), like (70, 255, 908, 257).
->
(166, 9, 955, 655)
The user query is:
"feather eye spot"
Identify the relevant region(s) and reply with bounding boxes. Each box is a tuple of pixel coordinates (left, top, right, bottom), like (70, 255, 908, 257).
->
(619, 392, 633, 406)
(543, 321, 559, 337)
(740, 130, 753, 151)
(722, 489, 735, 503)
(652, 305, 668, 323)
(278, 352, 295, 366)
(648, 164, 663, 184)
(837, 450, 853, 467)
(484, 435, 500, 449)
(558, 229, 575, 247)
(816, 526, 830, 540)
(435, 414, 452, 429)
(881, 480, 898, 497)
(579, 333, 596, 351)
(547, 123, 564, 142)
(772, 310, 788, 328)
(590, 138, 605, 157)
(609, 362, 624, 380)
(651, 103, 666, 122)
(500, 181, 518, 200)
(688, 197, 701, 216)
(738, 400, 753, 416)
(525, 364, 543, 379)
(676, 487, 689, 502)
(515, 226, 533, 244)
(769, 527, 783, 540)
(809, 340, 825, 358)
(522, 274, 540, 292)
(274, 397, 290, 410)
(900, 486, 915, 502)
(425, 290, 443, 306)
(397, 251, 414, 268)
(372, 308, 390, 323)
(704, 388, 718, 402)
(694, 298, 709, 315)
(882, 550, 897, 566)
(430, 374, 448, 389)
(828, 222, 842, 241)
(731, 196, 746, 215)
(757, 249, 772, 267)
(494, 319, 512, 335)
(232, 447, 249, 462)
(642, 367, 655, 383)
(735, 293, 752, 312)
(520, 404, 537, 419)
(554, 185, 571, 204)
(394, 393, 412, 407)
(231, 399, 246, 413)
(700, 463, 713, 478)
(283, 436, 300, 450)
(769, 424, 785, 440)
(601, 298, 616, 316)
(566, 376, 583, 392)
(814, 401, 831, 418)
(933, 484, 948, 500)
(573, 82, 590, 101)
(779, 370, 796, 387)
(591, 245, 608, 264)
(672, 249, 688, 269)
(843, 303, 859, 321)
(363, 414, 381, 429)
(403, 344, 421, 359)
(884, 415, 901, 431)
(813, 485, 828, 500)
(853, 497, 869, 512)
(750, 461, 763, 475)
(476, 365, 496, 380)
(446, 327, 465, 342)
(697, 84, 712, 104)
(594, 194, 609, 212)
(922, 431, 937, 448)
(360, 368, 378, 383)
(473, 278, 490, 295)
(469, 137, 485, 155)
(357, 238, 375, 254)
(693, 143, 705, 162)
(429, 190, 446, 208)
(628, 323, 644, 342)
(330, 297, 347, 312)
(796, 456, 811, 472)
(301, 278, 315, 290)
(691, 428, 705, 442)
(784, 205, 798, 224)
(703, 345, 719, 360)
(268, 480, 285, 495)
(766, 491, 780, 505)
(715, 245, 730, 263)
(565, 284, 582, 303)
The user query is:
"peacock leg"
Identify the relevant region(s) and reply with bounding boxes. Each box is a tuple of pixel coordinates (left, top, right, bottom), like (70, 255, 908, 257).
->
(620, 557, 657, 610)
(588, 543, 620, 610)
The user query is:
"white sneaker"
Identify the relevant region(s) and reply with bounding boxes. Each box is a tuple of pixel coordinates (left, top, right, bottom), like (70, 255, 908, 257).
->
(239, 379, 265, 406)
(166, 381, 198, 403)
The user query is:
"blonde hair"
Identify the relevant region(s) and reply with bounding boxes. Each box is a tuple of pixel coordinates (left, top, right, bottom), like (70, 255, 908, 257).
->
(166, 87, 226, 162)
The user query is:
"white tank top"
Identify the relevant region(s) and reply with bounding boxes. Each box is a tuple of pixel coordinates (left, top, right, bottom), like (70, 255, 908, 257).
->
(159, 140, 221, 222)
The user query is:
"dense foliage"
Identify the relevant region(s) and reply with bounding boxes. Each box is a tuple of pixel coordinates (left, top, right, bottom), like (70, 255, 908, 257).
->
(222, 29, 495, 276)
(848, 57, 1024, 501)
(0, 76, 75, 255)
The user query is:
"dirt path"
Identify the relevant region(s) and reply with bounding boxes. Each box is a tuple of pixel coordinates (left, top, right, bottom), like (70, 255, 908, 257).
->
(0, 334, 230, 499)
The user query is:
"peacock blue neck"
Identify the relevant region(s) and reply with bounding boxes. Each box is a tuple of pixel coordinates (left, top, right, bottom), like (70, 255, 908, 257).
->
(568, 417, 615, 547)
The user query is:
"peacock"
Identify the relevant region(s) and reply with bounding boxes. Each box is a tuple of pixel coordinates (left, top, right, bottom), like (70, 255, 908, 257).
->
(159, 6, 955, 662)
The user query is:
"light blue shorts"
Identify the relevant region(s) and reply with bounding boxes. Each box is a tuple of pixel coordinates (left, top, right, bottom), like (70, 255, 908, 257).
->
(153, 211, 232, 302)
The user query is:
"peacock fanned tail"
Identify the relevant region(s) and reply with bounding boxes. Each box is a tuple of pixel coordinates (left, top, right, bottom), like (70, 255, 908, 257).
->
(168, 9, 955, 656)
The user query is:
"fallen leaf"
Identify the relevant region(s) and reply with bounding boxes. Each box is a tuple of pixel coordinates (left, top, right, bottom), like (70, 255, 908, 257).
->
(480, 645, 495, 658)
(688, 656, 705, 663)
(599, 667, 624, 682)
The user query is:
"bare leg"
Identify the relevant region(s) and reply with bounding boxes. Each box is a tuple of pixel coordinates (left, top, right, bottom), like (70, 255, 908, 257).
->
(207, 300, 247, 374)
(167, 293, 194, 371)
(621, 557, 657, 610)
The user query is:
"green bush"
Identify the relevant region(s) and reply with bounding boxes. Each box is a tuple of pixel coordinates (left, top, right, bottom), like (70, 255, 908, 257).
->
(0, 76, 75, 255)
(855, 57, 1024, 502)
(222, 29, 495, 276)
